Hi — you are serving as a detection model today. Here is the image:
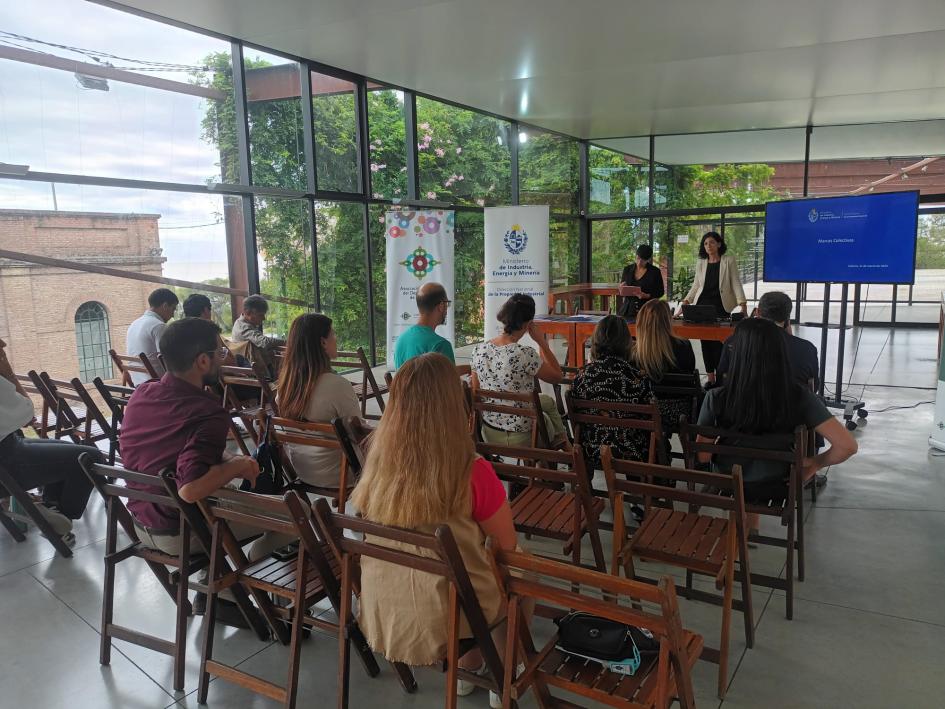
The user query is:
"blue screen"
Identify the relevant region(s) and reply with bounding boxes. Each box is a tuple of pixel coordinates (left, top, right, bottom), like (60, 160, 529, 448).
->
(764, 192, 918, 284)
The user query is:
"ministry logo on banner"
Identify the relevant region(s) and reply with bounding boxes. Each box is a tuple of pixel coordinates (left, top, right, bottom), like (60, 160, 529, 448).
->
(503, 224, 528, 255)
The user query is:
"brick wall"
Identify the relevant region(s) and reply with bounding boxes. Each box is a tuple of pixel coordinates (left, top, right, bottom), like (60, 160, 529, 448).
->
(0, 210, 165, 380)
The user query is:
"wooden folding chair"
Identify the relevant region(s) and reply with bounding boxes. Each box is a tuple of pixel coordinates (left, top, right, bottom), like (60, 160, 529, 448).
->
(29, 372, 114, 460)
(492, 549, 701, 709)
(14, 373, 56, 438)
(476, 442, 606, 573)
(0, 459, 74, 557)
(92, 377, 134, 431)
(332, 416, 369, 477)
(471, 378, 554, 449)
(331, 347, 388, 420)
(602, 448, 753, 698)
(650, 369, 702, 461)
(549, 365, 580, 443)
(79, 455, 217, 691)
(217, 363, 277, 454)
(109, 349, 159, 387)
(194, 488, 404, 708)
(680, 419, 807, 619)
(268, 415, 354, 510)
(312, 498, 507, 709)
(68, 377, 122, 465)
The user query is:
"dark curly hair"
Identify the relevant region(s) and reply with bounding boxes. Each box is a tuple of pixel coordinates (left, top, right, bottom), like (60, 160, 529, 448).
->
(698, 231, 727, 259)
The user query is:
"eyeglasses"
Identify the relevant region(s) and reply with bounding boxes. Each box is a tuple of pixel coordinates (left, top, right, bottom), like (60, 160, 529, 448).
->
(441, 299, 452, 308)
(205, 346, 229, 360)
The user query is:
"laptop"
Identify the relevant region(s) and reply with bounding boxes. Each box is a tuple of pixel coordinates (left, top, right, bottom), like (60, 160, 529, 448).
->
(681, 304, 720, 323)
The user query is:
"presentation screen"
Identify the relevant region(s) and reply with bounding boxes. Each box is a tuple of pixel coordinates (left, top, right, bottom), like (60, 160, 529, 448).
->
(764, 191, 918, 284)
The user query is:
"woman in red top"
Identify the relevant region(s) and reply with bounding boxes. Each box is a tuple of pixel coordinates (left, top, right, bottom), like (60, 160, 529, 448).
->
(351, 353, 519, 707)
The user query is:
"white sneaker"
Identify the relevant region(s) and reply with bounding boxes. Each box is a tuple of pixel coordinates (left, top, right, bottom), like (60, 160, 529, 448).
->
(488, 664, 524, 708)
(35, 503, 73, 536)
(456, 662, 486, 697)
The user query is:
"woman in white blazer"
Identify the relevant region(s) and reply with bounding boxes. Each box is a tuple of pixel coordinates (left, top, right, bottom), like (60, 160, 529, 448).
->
(678, 231, 747, 380)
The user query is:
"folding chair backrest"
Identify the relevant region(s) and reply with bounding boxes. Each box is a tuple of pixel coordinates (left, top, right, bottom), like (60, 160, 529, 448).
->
(567, 393, 664, 463)
(32, 371, 96, 443)
(471, 378, 549, 447)
(333, 347, 387, 418)
(218, 364, 266, 405)
(269, 415, 350, 497)
(332, 416, 367, 476)
(79, 453, 183, 538)
(311, 498, 505, 682)
(475, 442, 587, 489)
(651, 370, 702, 429)
(14, 373, 50, 437)
(109, 349, 157, 387)
(601, 446, 745, 516)
(493, 548, 696, 708)
(69, 377, 120, 463)
(92, 377, 134, 426)
(678, 418, 805, 473)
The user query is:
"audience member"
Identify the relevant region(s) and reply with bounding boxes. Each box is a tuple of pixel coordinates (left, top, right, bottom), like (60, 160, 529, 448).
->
(231, 295, 285, 373)
(394, 282, 455, 368)
(277, 313, 360, 488)
(351, 353, 520, 703)
(571, 315, 654, 465)
(634, 299, 698, 436)
(119, 317, 290, 626)
(697, 318, 857, 532)
(716, 291, 818, 388)
(471, 294, 569, 449)
(126, 287, 178, 385)
(0, 337, 98, 546)
(182, 294, 236, 365)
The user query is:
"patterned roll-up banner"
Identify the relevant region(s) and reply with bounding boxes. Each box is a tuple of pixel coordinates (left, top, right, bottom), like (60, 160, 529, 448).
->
(385, 209, 455, 369)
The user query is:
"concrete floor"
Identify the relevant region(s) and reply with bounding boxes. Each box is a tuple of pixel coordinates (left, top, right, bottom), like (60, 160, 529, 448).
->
(1, 327, 943, 708)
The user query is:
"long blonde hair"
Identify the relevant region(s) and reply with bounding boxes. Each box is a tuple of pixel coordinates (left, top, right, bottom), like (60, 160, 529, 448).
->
(634, 299, 677, 380)
(351, 353, 474, 528)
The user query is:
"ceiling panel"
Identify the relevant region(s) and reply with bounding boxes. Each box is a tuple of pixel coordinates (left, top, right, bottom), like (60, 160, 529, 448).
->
(113, 0, 945, 140)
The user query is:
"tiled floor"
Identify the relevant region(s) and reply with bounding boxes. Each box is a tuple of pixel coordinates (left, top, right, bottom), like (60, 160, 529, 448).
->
(2, 326, 942, 708)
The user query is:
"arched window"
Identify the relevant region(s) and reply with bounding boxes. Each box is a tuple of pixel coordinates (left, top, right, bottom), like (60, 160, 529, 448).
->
(74, 302, 112, 382)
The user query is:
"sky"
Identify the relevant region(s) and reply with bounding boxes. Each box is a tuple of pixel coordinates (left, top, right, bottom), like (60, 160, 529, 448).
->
(0, 0, 266, 281)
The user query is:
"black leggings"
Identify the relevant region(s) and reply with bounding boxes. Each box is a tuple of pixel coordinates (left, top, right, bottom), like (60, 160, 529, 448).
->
(0, 433, 100, 519)
(701, 340, 724, 374)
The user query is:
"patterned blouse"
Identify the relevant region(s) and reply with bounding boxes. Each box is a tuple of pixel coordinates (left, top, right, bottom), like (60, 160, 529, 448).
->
(471, 341, 541, 432)
(571, 355, 655, 465)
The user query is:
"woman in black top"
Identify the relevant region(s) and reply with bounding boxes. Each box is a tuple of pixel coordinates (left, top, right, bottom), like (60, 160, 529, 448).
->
(678, 232, 747, 381)
(571, 315, 654, 466)
(633, 299, 696, 439)
(617, 244, 664, 319)
(696, 318, 857, 531)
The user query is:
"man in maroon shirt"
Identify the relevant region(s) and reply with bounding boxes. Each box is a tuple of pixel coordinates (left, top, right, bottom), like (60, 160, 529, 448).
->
(120, 317, 287, 626)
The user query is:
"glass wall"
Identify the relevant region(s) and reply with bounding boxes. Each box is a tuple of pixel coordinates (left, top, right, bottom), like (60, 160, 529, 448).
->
(244, 49, 306, 190)
(588, 145, 650, 214)
(367, 86, 409, 200)
(519, 129, 580, 214)
(415, 97, 512, 206)
(311, 71, 360, 193)
(315, 201, 370, 354)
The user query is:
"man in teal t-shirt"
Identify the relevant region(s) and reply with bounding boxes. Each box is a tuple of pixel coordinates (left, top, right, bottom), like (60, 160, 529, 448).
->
(394, 282, 455, 368)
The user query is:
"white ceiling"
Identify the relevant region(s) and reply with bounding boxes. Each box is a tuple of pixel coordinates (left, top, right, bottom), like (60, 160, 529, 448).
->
(112, 0, 945, 141)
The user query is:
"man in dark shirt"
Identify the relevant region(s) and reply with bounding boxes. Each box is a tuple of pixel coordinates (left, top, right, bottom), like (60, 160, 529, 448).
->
(716, 291, 819, 389)
(120, 317, 287, 625)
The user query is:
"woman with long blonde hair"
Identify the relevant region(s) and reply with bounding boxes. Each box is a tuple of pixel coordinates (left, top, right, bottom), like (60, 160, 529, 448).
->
(276, 313, 360, 487)
(634, 299, 695, 381)
(352, 353, 518, 704)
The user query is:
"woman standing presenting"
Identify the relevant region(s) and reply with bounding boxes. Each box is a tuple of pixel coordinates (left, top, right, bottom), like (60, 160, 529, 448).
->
(678, 231, 747, 381)
(617, 243, 664, 319)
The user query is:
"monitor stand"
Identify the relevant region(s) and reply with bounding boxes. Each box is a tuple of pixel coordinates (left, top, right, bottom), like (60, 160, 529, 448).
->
(818, 282, 868, 431)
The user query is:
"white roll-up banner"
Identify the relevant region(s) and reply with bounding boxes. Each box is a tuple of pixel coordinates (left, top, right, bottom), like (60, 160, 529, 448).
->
(929, 294, 945, 451)
(484, 206, 550, 342)
(385, 209, 455, 369)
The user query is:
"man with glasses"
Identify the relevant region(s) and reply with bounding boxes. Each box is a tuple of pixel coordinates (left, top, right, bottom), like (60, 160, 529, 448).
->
(393, 281, 455, 369)
(119, 317, 289, 627)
